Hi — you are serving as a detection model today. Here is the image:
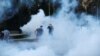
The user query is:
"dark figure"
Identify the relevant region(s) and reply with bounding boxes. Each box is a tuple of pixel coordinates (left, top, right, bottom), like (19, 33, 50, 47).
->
(0, 30, 10, 40)
(36, 26, 43, 37)
(47, 24, 53, 34)
(2, 30, 10, 40)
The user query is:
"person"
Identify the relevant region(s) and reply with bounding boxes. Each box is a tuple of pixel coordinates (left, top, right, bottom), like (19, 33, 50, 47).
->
(35, 26, 43, 37)
(47, 24, 53, 34)
(1, 30, 10, 40)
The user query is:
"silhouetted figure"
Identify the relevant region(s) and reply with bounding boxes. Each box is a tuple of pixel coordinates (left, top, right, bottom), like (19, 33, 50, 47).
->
(47, 24, 53, 34)
(1, 30, 10, 41)
(35, 26, 43, 37)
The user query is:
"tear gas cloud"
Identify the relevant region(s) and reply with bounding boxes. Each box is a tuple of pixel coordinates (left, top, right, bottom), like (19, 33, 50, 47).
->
(0, 0, 100, 56)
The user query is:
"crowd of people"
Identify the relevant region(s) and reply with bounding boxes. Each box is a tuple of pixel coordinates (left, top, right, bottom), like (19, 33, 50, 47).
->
(35, 24, 54, 37)
(0, 24, 54, 41)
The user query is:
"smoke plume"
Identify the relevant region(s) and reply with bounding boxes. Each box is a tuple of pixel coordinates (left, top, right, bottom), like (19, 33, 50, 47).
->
(0, 0, 100, 56)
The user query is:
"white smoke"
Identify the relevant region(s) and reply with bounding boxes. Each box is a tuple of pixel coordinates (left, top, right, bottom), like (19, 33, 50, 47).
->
(0, 0, 100, 56)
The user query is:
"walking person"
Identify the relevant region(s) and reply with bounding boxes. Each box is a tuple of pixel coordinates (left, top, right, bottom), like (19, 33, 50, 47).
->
(47, 24, 53, 35)
(35, 26, 43, 40)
